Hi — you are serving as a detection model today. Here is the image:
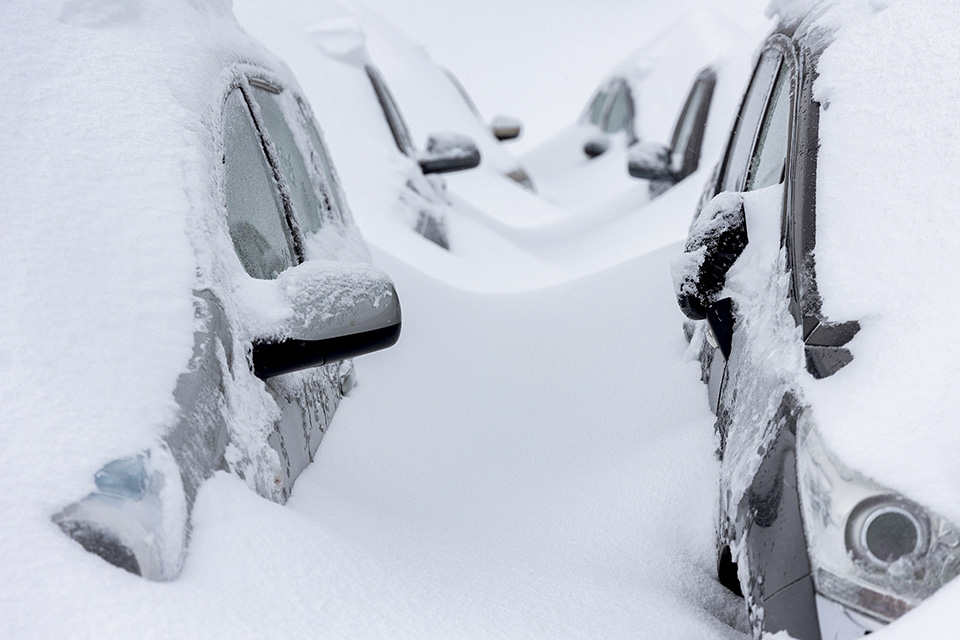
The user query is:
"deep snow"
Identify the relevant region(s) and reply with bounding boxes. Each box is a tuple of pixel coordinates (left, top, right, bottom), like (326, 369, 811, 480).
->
(6, 0, 960, 638)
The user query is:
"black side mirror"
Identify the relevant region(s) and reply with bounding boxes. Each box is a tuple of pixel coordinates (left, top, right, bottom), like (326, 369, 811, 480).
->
(627, 141, 676, 182)
(583, 136, 610, 159)
(673, 192, 748, 321)
(418, 132, 481, 174)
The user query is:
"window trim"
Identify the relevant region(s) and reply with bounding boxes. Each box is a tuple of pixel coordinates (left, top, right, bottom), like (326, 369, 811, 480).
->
(365, 64, 416, 157)
(669, 67, 717, 179)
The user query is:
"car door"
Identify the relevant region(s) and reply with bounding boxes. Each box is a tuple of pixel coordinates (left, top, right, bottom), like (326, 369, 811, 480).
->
(712, 41, 796, 458)
(698, 47, 787, 415)
(704, 41, 826, 638)
(222, 79, 346, 503)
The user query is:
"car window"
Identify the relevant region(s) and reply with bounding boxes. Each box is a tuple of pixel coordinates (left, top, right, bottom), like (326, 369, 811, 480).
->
(365, 65, 416, 157)
(295, 97, 348, 224)
(670, 72, 715, 175)
(720, 50, 782, 193)
(603, 84, 632, 134)
(746, 65, 791, 191)
(585, 90, 608, 125)
(249, 84, 324, 235)
(223, 88, 296, 280)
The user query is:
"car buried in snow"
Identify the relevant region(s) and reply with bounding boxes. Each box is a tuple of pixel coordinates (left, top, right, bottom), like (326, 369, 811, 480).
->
(520, 11, 747, 213)
(362, 61, 481, 248)
(232, 4, 484, 253)
(673, 1, 960, 638)
(3, 2, 400, 580)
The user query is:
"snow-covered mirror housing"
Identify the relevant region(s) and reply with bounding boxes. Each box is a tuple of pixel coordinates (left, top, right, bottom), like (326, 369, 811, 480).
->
(627, 140, 674, 182)
(489, 114, 523, 142)
(417, 132, 481, 174)
(672, 192, 748, 322)
(241, 260, 401, 379)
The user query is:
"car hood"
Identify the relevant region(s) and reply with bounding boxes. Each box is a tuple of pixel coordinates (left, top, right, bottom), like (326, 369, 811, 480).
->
(797, 0, 960, 526)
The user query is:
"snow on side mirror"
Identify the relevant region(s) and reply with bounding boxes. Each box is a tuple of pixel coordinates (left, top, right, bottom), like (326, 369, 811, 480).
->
(418, 132, 481, 174)
(489, 114, 522, 142)
(627, 141, 675, 182)
(243, 260, 401, 379)
(583, 136, 610, 159)
(671, 192, 748, 322)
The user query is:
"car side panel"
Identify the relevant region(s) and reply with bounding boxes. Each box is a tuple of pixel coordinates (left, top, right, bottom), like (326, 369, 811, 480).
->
(738, 399, 820, 640)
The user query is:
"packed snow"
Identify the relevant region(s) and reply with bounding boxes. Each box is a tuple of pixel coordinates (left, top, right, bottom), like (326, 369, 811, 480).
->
(796, 0, 960, 531)
(5, 0, 960, 638)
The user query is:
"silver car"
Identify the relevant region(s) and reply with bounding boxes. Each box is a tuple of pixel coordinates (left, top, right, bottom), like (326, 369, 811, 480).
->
(11, 9, 402, 581)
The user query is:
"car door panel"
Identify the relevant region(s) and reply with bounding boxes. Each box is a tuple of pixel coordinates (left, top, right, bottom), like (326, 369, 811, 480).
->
(222, 81, 346, 504)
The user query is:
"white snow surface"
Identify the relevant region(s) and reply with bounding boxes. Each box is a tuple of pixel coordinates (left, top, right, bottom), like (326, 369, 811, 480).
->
(520, 11, 765, 214)
(353, 0, 771, 152)
(0, 0, 274, 597)
(6, 0, 960, 638)
(798, 0, 960, 529)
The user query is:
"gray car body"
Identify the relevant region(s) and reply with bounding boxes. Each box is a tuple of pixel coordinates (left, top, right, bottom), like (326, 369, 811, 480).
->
(52, 56, 396, 581)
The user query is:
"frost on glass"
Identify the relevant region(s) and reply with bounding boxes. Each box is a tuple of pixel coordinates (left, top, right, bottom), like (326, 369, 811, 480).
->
(250, 85, 324, 234)
(223, 89, 294, 280)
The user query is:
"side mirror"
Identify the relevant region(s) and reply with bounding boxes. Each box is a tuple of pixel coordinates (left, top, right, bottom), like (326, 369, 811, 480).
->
(671, 192, 748, 321)
(418, 132, 481, 174)
(246, 261, 402, 379)
(489, 115, 522, 142)
(583, 136, 609, 159)
(627, 141, 675, 181)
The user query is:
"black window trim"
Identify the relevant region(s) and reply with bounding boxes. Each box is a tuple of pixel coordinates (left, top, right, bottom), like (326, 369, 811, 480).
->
(669, 67, 718, 179)
(365, 64, 416, 157)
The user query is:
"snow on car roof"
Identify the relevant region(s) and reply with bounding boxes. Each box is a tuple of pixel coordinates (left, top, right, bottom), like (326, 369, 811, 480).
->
(0, 0, 297, 533)
(795, 0, 960, 525)
(606, 10, 750, 143)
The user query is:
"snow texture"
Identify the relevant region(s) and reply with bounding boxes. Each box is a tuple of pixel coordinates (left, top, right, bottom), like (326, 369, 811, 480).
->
(798, 0, 960, 534)
(8, 0, 960, 638)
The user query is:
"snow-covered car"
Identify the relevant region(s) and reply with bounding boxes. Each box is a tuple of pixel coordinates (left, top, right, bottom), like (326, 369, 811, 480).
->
(235, 2, 486, 251)
(437, 64, 532, 187)
(337, 4, 536, 197)
(520, 12, 748, 212)
(3, 1, 400, 581)
(672, 1, 960, 637)
(626, 67, 718, 199)
(362, 60, 481, 249)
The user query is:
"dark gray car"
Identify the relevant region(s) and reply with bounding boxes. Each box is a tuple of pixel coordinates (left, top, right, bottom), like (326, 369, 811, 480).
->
(674, 12, 960, 640)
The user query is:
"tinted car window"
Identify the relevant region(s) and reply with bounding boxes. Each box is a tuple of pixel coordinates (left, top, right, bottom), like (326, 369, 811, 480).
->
(586, 90, 608, 125)
(720, 50, 782, 192)
(746, 66, 791, 191)
(603, 84, 632, 134)
(250, 84, 324, 234)
(223, 88, 295, 280)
